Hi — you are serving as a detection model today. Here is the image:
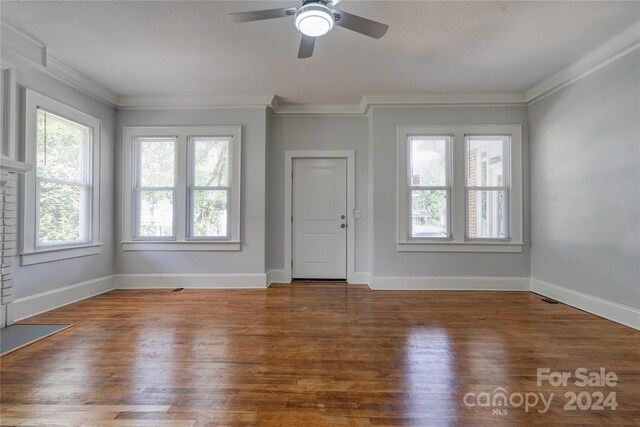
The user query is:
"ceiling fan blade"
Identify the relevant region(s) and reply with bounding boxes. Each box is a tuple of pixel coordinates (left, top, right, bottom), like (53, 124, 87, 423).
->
(229, 8, 295, 23)
(333, 9, 389, 39)
(327, 0, 344, 6)
(298, 35, 315, 59)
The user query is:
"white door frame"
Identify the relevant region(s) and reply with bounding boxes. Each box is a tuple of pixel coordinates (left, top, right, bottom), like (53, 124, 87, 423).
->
(284, 150, 355, 283)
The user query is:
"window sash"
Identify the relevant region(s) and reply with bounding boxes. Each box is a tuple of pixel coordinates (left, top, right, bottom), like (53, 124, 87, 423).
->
(36, 175, 88, 187)
(409, 188, 451, 239)
(188, 187, 231, 239)
(36, 108, 93, 180)
(407, 136, 452, 239)
(134, 188, 176, 240)
(35, 177, 91, 247)
(465, 188, 510, 240)
(190, 136, 231, 186)
(464, 135, 511, 240)
(133, 136, 177, 187)
(187, 136, 233, 240)
(34, 109, 93, 249)
(133, 137, 177, 240)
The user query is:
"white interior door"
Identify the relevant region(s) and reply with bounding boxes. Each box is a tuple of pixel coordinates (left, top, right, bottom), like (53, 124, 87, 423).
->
(293, 158, 347, 279)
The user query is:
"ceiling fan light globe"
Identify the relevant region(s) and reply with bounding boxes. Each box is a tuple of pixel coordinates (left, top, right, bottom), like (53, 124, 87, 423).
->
(295, 4, 334, 37)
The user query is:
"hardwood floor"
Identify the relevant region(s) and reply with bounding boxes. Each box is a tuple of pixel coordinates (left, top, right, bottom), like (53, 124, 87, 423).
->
(1, 284, 639, 426)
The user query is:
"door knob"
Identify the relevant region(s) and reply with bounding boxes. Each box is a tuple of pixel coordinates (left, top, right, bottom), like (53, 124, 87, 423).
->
(340, 224, 346, 228)
(341, 215, 345, 219)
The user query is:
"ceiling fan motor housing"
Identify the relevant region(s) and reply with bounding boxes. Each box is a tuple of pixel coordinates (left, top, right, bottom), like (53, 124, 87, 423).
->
(295, 2, 335, 37)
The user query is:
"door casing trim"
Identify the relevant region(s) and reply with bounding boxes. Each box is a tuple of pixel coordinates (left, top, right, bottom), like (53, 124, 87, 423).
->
(285, 150, 356, 283)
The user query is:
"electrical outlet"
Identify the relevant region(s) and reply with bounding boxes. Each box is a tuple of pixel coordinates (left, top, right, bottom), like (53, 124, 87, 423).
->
(353, 209, 361, 218)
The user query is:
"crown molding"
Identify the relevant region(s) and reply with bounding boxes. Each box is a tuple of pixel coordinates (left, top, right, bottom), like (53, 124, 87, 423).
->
(1, 21, 46, 69)
(119, 93, 528, 114)
(1, 20, 119, 107)
(0, 21, 47, 68)
(268, 93, 527, 116)
(363, 93, 528, 108)
(269, 96, 368, 115)
(117, 95, 275, 110)
(3, 19, 639, 113)
(46, 57, 119, 107)
(526, 22, 640, 104)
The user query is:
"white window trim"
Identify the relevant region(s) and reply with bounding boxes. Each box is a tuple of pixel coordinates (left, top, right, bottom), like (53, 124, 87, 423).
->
(1, 67, 18, 159)
(397, 125, 523, 253)
(21, 89, 102, 265)
(121, 126, 241, 251)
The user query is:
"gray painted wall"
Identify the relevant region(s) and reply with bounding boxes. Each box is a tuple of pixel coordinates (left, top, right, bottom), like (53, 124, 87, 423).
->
(267, 115, 369, 272)
(369, 105, 531, 278)
(11, 48, 637, 311)
(13, 67, 116, 298)
(115, 108, 267, 274)
(529, 50, 640, 309)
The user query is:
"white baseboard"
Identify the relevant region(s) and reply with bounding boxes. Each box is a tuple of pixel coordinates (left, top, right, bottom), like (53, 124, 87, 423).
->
(115, 273, 267, 289)
(531, 278, 640, 330)
(267, 269, 288, 285)
(14, 275, 116, 321)
(348, 272, 371, 285)
(13, 273, 636, 331)
(371, 276, 530, 291)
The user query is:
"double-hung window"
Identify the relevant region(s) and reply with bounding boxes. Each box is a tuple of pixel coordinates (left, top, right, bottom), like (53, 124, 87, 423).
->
(398, 125, 522, 252)
(465, 136, 510, 239)
(408, 136, 452, 238)
(134, 137, 177, 239)
(189, 137, 231, 239)
(123, 126, 241, 251)
(22, 90, 101, 265)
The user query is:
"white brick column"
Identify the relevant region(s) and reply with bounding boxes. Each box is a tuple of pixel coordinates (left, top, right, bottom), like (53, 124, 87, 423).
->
(1, 170, 17, 328)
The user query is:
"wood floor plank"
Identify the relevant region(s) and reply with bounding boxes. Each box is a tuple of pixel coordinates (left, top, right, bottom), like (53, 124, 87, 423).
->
(1, 405, 171, 413)
(1, 285, 638, 426)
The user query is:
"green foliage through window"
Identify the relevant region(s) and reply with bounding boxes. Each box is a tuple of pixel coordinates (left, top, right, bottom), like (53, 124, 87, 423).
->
(36, 110, 91, 245)
(409, 136, 449, 237)
(191, 138, 231, 238)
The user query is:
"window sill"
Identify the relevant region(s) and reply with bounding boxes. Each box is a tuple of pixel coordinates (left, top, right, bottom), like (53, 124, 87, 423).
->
(396, 241, 524, 253)
(21, 243, 102, 265)
(121, 241, 241, 251)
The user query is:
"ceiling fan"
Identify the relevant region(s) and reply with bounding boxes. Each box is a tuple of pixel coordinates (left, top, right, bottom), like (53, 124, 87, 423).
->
(229, 0, 389, 59)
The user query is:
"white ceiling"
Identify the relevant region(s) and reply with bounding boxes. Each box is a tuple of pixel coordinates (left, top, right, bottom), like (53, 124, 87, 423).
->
(1, 1, 639, 106)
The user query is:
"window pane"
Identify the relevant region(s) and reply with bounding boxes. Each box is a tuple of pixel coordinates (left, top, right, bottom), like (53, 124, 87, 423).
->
(38, 181, 87, 245)
(193, 138, 229, 187)
(410, 137, 448, 187)
(411, 190, 447, 238)
(466, 136, 506, 187)
(37, 110, 90, 182)
(467, 190, 506, 238)
(139, 138, 175, 187)
(192, 190, 228, 237)
(138, 190, 174, 237)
